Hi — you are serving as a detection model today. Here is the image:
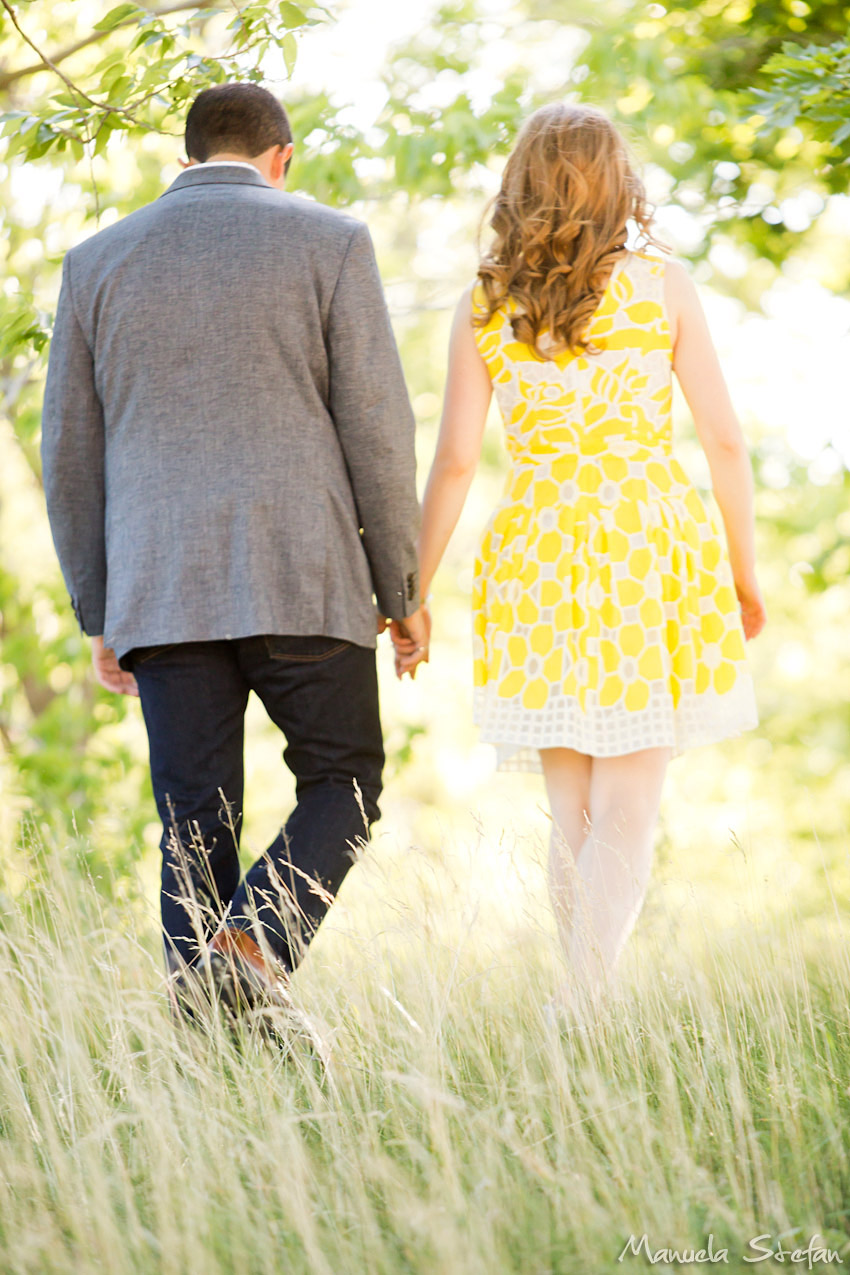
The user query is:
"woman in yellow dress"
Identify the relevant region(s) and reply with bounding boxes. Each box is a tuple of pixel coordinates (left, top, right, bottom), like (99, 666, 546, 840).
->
(394, 103, 766, 1007)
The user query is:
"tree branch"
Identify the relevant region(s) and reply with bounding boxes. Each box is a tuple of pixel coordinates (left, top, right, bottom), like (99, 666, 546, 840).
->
(0, 0, 218, 95)
(0, 713, 16, 755)
(1, 0, 108, 110)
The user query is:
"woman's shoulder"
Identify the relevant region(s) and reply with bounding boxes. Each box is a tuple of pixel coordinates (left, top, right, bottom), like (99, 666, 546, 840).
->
(655, 257, 699, 316)
(624, 252, 699, 321)
(457, 281, 487, 331)
(627, 250, 695, 288)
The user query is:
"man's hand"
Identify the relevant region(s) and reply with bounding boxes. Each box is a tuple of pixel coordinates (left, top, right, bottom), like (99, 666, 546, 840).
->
(389, 604, 431, 680)
(91, 636, 139, 697)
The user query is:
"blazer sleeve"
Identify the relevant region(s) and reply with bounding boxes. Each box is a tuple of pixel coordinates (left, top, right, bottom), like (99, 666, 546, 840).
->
(41, 253, 107, 636)
(326, 222, 421, 620)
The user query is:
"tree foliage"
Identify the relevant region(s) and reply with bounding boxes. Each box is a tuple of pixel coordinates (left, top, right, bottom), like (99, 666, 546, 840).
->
(755, 36, 850, 162)
(554, 0, 850, 283)
(0, 0, 848, 857)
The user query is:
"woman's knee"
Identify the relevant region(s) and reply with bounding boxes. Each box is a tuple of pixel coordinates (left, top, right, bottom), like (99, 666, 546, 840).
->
(588, 748, 670, 832)
(541, 748, 592, 808)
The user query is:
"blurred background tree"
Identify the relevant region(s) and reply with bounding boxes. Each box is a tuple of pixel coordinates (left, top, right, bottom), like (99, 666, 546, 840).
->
(1, 0, 848, 909)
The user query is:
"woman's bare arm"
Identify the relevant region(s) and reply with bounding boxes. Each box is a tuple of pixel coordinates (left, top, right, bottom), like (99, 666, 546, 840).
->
(393, 288, 492, 674)
(664, 261, 766, 639)
(418, 288, 493, 597)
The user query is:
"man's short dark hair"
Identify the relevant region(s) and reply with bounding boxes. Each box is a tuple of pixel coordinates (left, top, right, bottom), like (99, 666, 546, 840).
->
(185, 83, 292, 164)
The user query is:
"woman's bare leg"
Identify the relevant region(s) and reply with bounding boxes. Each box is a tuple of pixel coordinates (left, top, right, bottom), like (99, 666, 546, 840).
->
(540, 747, 592, 963)
(541, 746, 671, 1005)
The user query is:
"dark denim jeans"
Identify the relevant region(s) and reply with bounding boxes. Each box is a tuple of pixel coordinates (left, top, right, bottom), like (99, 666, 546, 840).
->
(128, 635, 384, 974)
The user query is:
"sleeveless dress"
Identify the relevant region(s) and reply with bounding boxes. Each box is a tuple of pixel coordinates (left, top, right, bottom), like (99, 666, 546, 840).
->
(470, 251, 758, 772)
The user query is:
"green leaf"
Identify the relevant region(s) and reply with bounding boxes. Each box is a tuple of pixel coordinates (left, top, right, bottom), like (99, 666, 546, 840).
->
(99, 63, 129, 94)
(279, 1, 307, 27)
(0, 110, 31, 137)
(94, 4, 142, 32)
(281, 31, 297, 77)
(93, 48, 127, 75)
(0, 296, 49, 361)
(106, 77, 133, 105)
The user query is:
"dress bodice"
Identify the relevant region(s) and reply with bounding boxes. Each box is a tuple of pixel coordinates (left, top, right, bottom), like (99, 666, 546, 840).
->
(471, 252, 673, 464)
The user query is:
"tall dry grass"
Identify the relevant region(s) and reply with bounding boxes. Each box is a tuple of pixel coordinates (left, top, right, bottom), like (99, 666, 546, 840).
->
(0, 827, 848, 1275)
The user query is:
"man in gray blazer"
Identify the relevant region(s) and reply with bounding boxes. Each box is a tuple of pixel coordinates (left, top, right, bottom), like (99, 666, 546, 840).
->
(41, 82, 428, 1022)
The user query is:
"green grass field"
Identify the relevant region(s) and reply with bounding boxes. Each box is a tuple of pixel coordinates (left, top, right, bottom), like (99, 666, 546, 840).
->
(1, 825, 849, 1275)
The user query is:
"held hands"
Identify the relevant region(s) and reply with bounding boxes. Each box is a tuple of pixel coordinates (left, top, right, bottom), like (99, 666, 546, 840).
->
(735, 577, 766, 641)
(91, 636, 139, 697)
(389, 603, 431, 680)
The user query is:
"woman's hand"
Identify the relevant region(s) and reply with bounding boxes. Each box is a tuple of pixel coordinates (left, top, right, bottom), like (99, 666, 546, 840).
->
(735, 577, 766, 641)
(390, 605, 431, 679)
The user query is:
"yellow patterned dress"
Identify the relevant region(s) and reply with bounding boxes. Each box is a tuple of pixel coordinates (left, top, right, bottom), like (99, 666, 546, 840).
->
(471, 251, 758, 771)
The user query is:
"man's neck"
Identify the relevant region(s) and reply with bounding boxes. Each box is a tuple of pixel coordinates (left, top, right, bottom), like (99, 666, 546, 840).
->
(186, 155, 274, 186)
(204, 153, 259, 168)
(182, 147, 287, 190)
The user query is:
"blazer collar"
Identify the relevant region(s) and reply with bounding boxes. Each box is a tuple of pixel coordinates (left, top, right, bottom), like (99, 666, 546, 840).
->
(161, 164, 271, 197)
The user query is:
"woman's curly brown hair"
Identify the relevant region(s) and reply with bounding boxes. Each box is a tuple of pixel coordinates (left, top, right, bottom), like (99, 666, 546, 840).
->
(476, 102, 667, 359)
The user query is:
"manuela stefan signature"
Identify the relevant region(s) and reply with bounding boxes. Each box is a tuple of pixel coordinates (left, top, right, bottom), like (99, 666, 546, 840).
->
(618, 1233, 843, 1267)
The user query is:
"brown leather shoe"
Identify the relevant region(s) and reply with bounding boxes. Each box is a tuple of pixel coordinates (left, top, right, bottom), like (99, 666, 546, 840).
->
(170, 929, 327, 1061)
(206, 926, 292, 1016)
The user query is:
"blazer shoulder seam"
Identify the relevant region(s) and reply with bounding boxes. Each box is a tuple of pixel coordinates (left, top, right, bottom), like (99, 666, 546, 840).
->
(324, 220, 368, 337)
(61, 251, 95, 357)
(329, 221, 367, 301)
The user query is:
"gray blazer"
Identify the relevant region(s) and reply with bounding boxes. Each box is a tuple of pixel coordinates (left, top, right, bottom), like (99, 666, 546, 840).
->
(41, 164, 420, 661)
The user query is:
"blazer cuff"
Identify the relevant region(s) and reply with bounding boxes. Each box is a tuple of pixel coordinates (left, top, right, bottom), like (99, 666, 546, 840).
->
(71, 594, 105, 638)
(379, 570, 421, 620)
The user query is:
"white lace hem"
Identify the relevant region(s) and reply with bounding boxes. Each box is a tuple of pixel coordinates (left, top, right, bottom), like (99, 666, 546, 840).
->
(473, 678, 759, 772)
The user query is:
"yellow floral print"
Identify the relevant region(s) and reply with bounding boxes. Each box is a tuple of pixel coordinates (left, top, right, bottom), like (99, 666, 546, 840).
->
(471, 251, 758, 770)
